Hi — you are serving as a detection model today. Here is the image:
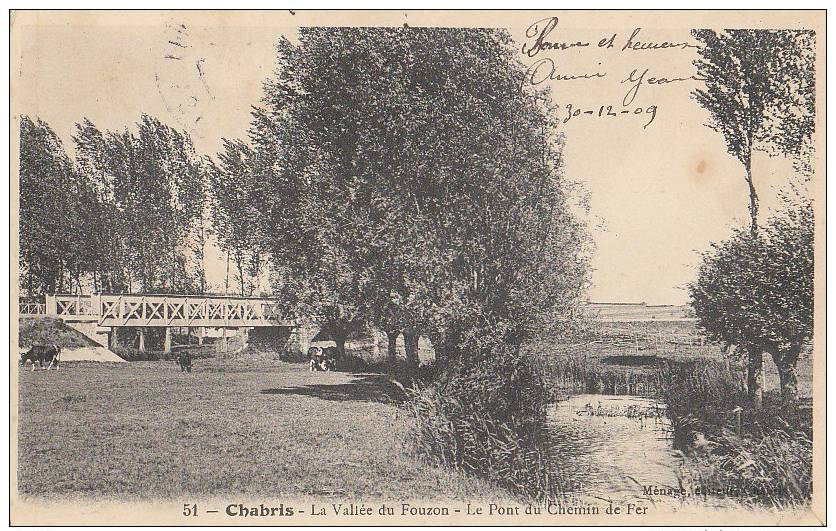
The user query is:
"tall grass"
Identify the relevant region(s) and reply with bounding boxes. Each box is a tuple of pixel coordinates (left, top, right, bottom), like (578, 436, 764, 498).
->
(537, 351, 666, 397)
(659, 360, 812, 506)
(657, 359, 748, 442)
(405, 344, 561, 501)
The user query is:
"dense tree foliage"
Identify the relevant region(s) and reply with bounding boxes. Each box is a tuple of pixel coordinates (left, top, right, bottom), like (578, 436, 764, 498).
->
(690, 194, 813, 400)
(249, 27, 590, 362)
(19, 116, 101, 295)
(207, 139, 267, 296)
(72, 115, 208, 293)
(20, 115, 210, 296)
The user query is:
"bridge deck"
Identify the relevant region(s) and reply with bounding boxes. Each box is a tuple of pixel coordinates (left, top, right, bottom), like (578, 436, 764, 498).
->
(38, 294, 294, 328)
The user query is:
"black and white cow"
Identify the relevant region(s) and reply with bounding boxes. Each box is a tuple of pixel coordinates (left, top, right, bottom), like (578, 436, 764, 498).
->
(308, 346, 324, 371)
(20, 344, 61, 371)
(308, 346, 340, 372)
(322, 346, 340, 371)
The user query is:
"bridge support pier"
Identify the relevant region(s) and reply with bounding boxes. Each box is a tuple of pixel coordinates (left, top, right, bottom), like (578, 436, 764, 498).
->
(138, 329, 146, 352)
(164, 327, 172, 353)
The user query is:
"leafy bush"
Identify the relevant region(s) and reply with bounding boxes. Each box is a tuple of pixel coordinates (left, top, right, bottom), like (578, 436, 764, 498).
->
(111, 344, 160, 362)
(405, 343, 559, 500)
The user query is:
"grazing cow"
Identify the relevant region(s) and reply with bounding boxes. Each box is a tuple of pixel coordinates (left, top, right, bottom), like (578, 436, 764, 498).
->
(20, 344, 61, 371)
(308, 346, 325, 371)
(322, 346, 340, 371)
(308, 346, 341, 372)
(176, 350, 193, 373)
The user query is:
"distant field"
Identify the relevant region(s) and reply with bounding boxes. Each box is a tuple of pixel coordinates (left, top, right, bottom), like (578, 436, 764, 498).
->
(15, 359, 510, 501)
(532, 320, 814, 398)
(583, 302, 693, 321)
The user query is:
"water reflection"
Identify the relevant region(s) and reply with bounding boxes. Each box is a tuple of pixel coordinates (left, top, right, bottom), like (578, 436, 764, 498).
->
(547, 394, 685, 506)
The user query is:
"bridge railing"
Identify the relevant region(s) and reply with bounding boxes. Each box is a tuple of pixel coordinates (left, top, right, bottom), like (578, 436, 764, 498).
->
(45, 293, 292, 327)
(19, 301, 45, 316)
(50, 294, 95, 318)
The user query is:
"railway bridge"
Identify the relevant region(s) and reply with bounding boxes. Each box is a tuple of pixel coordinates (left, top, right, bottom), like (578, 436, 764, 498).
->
(19, 293, 318, 354)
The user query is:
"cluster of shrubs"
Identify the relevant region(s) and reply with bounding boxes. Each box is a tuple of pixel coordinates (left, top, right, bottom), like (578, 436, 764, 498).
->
(405, 342, 561, 500)
(659, 360, 812, 506)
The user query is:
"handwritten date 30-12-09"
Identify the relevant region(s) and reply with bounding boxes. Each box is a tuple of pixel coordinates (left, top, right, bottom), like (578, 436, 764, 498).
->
(560, 103, 658, 128)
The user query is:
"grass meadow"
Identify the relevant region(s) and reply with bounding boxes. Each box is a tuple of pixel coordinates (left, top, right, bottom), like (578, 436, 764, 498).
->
(15, 318, 814, 506)
(15, 358, 509, 501)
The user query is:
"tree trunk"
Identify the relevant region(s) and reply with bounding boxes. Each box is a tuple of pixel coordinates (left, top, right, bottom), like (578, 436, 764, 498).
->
(385, 330, 399, 361)
(334, 334, 347, 359)
(225, 250, 230, 294)
(747, 348, 764, 409)
(777, 362, 799, 400)
(404, 331, 420, 368)
(324, 318, 355, 359)
(171, 241, 177, 291)
(56, 261, 64, 293)
(235, 252, 246, 297)
(770, 345, 801, 400)
(744, 159, 759, 235)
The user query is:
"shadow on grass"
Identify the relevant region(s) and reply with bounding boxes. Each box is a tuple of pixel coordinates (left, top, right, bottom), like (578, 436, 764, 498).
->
(600, 355, 662, 367)
(261, 374, 406, 404)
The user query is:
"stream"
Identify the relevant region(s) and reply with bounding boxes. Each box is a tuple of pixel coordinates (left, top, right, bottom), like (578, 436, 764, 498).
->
(546, 394, 687, 507)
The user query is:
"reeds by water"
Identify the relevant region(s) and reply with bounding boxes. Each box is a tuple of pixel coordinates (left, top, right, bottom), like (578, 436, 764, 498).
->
(658, 360, 813, 507)
(538, 351, 665, 397)
(405, 345, 562, 501)
(406, 384, 559, 500)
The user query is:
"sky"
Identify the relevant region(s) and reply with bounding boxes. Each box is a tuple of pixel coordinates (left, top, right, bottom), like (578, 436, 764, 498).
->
(12, 11, 812, 304)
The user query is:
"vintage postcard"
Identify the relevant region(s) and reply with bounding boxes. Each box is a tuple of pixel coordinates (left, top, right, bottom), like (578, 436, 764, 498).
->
(10, 9, 825, 526)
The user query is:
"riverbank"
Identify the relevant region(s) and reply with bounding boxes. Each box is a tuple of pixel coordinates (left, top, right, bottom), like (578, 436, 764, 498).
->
(531, 322, 814, 509)
(659, 360, 813, 507)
